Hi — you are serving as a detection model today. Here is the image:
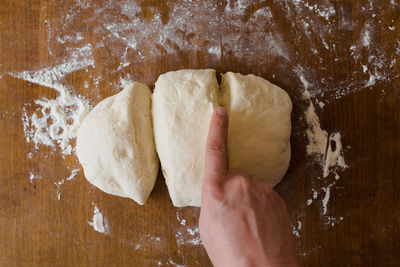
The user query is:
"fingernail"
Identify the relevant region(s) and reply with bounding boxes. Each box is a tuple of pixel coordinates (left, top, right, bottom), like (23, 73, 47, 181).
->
(216, 107, 227, 116)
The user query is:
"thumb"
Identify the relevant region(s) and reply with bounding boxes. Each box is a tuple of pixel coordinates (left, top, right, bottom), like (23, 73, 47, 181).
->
(204, 107, 229, 183)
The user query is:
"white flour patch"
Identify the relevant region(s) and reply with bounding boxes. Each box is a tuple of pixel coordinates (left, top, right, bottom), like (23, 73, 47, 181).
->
(88, 202, 110, 235)
(321, 182, 334, 215)
(361, 23, 372, 47)
(306, 188, 319, 206)
(207, 46, 221, 59)
(292, 221, 302, 238)
(293, 0, 336, 21)
(29, 171, 41, 183)
(66, 168, 80, 181)
(10, 44, 94, 90)
(323, 133, 348, 178)
(296, 73, 347, 221)
(304, 90, 328, 157)
(15, 45, 93, 155)
(299, 73, 347, 177)
(54, 179, 65, 200)
(22, 93, 90, 155)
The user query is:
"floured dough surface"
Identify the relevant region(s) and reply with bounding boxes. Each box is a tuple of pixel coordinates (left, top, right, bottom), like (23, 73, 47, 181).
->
(76, 82, 159, 205)
(152, 69, 219, 207)
(220, 72, 292, 187)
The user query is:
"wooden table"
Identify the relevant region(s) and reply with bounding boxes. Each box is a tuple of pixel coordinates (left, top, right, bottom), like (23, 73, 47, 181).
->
(1, 0, 399, 266)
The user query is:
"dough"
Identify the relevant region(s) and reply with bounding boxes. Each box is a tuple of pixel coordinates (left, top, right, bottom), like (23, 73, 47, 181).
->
(76, 82, 159, 205)
(220, 72, 292, 187)
(153, 70, 292, 207)
(152, 69, 219, 207)
(76, 70, 291, 208)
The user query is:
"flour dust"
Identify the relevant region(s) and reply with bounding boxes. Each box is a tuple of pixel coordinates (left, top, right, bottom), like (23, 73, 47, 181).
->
(175, 210, 202, 247)
(88, 202, 110, 235)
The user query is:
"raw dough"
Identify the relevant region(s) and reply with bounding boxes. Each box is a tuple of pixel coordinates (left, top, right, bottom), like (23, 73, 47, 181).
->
(77, 70, 291, 208)
(152, 69, 219, 207)
(220, 72, 292, 187)
(153, 70, 292, 207)
(76, 82, 159, 205)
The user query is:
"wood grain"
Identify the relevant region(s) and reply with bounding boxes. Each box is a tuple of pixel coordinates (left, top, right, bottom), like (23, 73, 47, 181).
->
(0, 0, 399, 266)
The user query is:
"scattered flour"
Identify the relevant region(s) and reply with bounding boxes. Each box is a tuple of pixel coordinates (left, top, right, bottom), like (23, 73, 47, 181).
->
(66, 168, 80, 181)
(361, 23, 372, 47)
(207, 46, 221, 59)
(292, 0, 336, 21)
(175, 211, 202, 246)
(321, 182, 334, 215)
(88, 202, 110, 235)
(175, 228, 201, 246)
(29, 171, 41, 184)
(50, 169, 81, 199)
(326, 216, 344, 227)
(167, 259, 186, 267)
(299, 74, 347, 177)
(298, 245, 322, 257)
(14, 45, 93, 155)
(292, 221, 303, 238)
(297, 73, 347, 221)
(306, 188, 319, 206)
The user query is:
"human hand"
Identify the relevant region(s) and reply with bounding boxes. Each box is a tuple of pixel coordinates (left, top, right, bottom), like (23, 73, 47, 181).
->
(199, 107, 298, 267)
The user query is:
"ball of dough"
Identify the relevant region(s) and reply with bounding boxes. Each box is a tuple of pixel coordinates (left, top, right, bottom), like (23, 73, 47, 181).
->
(152, 69, 219, 207)
(221, 72, 292, 187)
(76, 82, 159, 205)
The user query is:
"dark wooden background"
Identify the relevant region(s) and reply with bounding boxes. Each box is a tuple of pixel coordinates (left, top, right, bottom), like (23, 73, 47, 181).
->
(0, 0, 399, 266)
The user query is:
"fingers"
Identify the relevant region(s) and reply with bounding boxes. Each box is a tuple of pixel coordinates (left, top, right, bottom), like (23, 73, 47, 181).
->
(204, 107, 229, 183)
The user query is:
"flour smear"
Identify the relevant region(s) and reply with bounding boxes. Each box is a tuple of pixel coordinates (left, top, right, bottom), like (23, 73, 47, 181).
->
(298, 71, 348, 224)
(88, 202, 110, 235)
(16, 45, 93, 155)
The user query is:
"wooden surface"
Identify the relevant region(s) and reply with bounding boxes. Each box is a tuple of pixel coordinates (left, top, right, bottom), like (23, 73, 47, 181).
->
(1, 0, 399, 266)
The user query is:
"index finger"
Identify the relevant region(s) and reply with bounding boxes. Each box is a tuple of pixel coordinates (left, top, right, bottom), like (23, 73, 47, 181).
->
(203, 107, 229, 182)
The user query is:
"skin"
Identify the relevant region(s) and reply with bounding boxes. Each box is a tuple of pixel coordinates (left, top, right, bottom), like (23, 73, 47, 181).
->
(199, 107, 298, 267)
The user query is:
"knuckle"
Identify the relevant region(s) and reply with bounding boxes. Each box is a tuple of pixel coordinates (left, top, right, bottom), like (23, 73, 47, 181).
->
(208, 140, 226, 154)
(235, 175, 252, 191)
